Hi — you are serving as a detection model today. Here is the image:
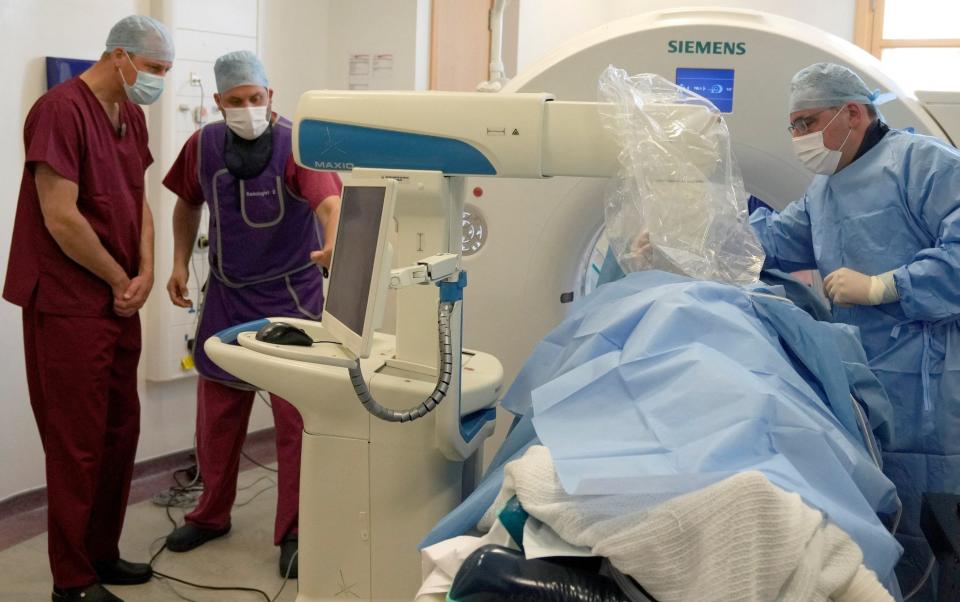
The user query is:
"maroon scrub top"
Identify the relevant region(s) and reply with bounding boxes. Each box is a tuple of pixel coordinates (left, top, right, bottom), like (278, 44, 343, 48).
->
(3, 77, 152, 317)
(163, 127, 342, 210)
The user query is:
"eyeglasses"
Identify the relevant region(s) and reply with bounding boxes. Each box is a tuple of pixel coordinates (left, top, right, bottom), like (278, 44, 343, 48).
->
(787, 107, 839, 136)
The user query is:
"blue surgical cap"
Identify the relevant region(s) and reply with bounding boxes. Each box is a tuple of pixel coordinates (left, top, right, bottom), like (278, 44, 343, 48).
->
(789, 62, 893, 113)
(214, 51, 269, 94)
(105, 15, 175, 62)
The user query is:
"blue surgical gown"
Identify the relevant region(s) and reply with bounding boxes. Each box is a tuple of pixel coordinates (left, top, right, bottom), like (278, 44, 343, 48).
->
(751, 129, 960, 598)
(425, 271, 903, 595)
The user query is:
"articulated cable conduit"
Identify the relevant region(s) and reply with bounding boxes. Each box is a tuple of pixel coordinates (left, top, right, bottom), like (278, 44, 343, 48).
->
(348, 301, 455, 422)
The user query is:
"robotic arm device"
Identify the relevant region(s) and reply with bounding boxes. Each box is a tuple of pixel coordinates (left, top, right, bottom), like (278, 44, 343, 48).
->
(292, 91, 719, 460)
(294, 90, 720, 178)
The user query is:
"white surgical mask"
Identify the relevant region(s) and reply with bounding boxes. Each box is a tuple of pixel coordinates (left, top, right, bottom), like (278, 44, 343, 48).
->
(791, 108, 853, 175)
(118, 53, 164, 105)
(223, 106, 271, 140)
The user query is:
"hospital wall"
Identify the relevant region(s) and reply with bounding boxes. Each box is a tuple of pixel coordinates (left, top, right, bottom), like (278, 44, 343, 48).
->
(259, 0, 331, 120)
(262, 0, 430, 120)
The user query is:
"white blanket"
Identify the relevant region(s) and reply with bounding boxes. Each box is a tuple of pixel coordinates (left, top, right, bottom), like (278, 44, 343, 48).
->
(422, 445, 893, 602)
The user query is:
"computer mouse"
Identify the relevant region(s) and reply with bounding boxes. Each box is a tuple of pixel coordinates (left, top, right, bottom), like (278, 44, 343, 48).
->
(255, 322, 314, 346)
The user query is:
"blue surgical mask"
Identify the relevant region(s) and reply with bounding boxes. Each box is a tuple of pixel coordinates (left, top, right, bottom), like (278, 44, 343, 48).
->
(118, 53, 164, 105)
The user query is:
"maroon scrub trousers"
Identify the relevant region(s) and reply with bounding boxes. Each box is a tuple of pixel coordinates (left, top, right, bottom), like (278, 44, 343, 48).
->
(187, 379, 302, 544)
(23, 309, 141, 588)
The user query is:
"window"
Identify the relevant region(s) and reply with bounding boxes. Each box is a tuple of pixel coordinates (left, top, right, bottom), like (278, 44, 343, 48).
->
(854, 0, 960, 91)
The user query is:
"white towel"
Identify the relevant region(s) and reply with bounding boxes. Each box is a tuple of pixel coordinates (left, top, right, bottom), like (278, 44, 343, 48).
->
(478, 445, 893, 602)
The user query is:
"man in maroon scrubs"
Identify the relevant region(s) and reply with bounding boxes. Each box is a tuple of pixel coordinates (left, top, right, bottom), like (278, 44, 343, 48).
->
(3, 15, 173, 602)
(162, 50, 341, 579)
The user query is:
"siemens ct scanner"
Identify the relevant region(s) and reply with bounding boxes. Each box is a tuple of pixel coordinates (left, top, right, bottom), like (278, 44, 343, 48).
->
(205, 8, 960, 601)
(463, 8, 958, 390)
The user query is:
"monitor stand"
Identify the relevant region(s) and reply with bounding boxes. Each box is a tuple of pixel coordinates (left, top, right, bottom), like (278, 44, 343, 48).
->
(205, 328, 501, 600)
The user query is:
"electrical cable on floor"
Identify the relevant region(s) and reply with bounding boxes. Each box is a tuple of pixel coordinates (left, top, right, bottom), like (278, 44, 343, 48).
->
(154, 433, 279, 510)
(272, 550, 298, 602)
(159, 578, 201, 602)
(152, 437, 203, 509)
(151, 568, 272, 602)
(146, 448, 286, 601)
(233, 475, 277, 507)
(233, 475, 277, 492)
(237, 474, 276, 492)
(152, 470, 203, 508)
(174, 466, 198, 487)
(242, 448, 278, 473)
(149, 496, 277, 601)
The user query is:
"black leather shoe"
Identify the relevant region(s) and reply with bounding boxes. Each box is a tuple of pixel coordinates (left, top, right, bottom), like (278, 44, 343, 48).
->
(165, 522, 231, 552)
(279, 534, 298, 579)
(93, 558, 153, 585)
(52, 583, 123, 602)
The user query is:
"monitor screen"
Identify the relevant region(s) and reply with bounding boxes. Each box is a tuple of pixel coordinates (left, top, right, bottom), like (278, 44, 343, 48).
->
(675, 68, 735, 113)
(324, 185, 388, 338)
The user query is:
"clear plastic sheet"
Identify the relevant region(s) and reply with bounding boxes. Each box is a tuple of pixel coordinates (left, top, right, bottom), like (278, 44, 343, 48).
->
(598, 66, 764, 284)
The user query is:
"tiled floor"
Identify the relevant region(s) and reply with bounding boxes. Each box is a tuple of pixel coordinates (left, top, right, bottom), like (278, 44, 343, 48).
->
(0, 462, 299, 601)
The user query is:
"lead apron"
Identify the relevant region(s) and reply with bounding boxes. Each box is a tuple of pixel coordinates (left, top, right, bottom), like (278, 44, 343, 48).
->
(195, 119, 324, 385)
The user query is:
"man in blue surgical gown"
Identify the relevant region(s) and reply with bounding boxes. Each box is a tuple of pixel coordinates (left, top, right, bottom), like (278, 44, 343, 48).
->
(751, 62, 960, 599)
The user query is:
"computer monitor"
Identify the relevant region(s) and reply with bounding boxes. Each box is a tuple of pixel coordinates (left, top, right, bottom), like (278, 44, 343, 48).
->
(323, 179, 397, 359)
